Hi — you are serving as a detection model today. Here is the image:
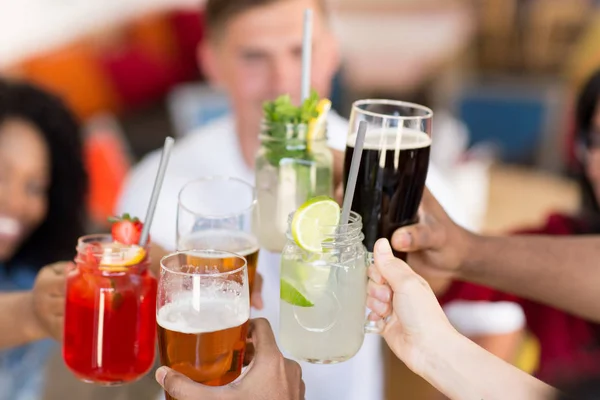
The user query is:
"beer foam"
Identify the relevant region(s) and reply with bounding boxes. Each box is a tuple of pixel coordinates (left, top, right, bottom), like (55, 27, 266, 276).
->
(178, 230, 259, 257)
(346, 127, 431, 150)
(157, 291, 249, 334)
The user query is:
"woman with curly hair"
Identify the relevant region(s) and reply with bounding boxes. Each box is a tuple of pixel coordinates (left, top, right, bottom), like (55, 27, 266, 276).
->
(0, 79, 87, 399)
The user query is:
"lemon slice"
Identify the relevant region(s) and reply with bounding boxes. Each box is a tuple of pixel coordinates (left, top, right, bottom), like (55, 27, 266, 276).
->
(291, 196, 340, 253)
(99, 244, 146, 272)
(307, 99, 331, 151)
(280, 278, 314, 307)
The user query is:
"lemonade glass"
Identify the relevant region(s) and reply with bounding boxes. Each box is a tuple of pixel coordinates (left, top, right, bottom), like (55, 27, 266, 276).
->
(279, 211, 378, 363)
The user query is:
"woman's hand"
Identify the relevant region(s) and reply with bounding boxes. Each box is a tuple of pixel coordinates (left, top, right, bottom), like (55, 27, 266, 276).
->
(30, 262, 69, 341)
(367, 239, 455, 376)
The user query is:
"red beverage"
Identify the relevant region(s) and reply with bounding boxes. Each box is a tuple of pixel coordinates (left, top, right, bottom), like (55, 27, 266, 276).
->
(63, 234, 158, 385)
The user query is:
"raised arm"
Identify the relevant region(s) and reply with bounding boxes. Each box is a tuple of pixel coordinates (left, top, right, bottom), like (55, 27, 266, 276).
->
(391, 189, 600, 323)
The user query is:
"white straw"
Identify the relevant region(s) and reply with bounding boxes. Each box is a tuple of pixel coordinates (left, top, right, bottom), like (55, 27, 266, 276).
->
(340, 121, 368, 226)
(301, 8, 313, 102)
(139, 136, 175, 247)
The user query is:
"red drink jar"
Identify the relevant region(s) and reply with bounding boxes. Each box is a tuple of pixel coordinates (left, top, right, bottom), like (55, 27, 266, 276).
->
(63, 234, 157, 385)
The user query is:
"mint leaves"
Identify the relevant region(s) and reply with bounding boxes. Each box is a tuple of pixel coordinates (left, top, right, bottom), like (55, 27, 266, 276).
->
(263, 91, 320, 126)
(262, 91, 321, 167)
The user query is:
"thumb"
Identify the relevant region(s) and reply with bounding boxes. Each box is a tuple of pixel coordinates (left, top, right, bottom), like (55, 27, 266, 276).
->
(373, 239, 417, 291)
(156, 366, 220, 400)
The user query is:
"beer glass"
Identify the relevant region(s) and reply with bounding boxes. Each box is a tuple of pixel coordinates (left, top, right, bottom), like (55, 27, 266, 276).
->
(344, 99, 433, 259)
(63, 234, 157, 385)
(177, 177, 259, 291)
(157, 250, 250, 398)
(279, 211, 379, 363)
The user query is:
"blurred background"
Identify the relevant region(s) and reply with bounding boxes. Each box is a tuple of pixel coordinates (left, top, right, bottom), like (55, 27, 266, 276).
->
(2, 0, 599, 398)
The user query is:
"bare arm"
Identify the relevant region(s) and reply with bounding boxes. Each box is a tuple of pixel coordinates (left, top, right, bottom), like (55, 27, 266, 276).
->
(421, 330, 556, 400)
(392, 190, 600, 322)
(368, 239, 557, 400)
(464, 234, 600, 322)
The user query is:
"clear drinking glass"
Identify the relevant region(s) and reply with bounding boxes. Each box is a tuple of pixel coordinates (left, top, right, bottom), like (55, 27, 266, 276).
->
(255, 122, 334, 253)
(157, 250, 250, 400)
(279, 211, 378, 364)
(344, 99, 433, 259)
(177, 177, 259, 291)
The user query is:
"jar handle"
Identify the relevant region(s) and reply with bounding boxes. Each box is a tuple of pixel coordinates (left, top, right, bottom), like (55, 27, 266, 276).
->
(364, 252, 382, 334)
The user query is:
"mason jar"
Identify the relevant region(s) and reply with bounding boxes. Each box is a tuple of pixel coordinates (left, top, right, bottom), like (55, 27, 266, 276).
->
(279, 211, 379, 364)
(255, 122, 333, 253)
(63, 234, 157, 385)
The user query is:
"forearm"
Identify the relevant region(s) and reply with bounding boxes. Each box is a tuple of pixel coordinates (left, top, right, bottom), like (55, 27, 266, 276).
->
(421, 329, 556, 400)
(463, 233, 600, 322)
(0, 291, 46, 349)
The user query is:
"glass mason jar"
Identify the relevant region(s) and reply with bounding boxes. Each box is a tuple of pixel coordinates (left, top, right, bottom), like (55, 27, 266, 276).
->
(279, 211, 379, 364)
(63, 234, 157, 385)
(255, 122, 333, 253)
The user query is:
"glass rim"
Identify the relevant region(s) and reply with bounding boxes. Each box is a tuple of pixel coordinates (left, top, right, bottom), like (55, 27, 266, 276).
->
(76, 233, 149, 253)
(160, 249, 248, 277)
(352, 99, 433, 121)
(178, 176, 256, 219)
(287, 210, 362, 227)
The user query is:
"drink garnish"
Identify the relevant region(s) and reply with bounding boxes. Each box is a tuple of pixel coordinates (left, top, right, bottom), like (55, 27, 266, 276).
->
(100, 214, 147, 272)
(262, 91, 329, 166)
(99, 243, 146, 272)
(291, 196, 340, 253)
(280, 278, 314, 307)
(109, 213, 145, 245)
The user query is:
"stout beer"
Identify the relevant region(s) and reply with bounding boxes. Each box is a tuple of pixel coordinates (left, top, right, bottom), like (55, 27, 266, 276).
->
(344, 128, 431, 258)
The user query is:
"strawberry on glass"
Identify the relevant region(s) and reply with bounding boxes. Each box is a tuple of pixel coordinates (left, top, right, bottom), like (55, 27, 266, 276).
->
(63, 214, 157, 385)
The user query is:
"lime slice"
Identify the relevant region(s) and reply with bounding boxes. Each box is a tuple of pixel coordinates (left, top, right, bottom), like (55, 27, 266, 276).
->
(280, 279, 314, 307)
(99, 244, 146, 272)
(291, 196, 340, 252)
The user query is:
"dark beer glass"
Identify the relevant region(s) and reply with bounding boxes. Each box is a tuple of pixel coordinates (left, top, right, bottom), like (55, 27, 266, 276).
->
(343, 100, 433, 259)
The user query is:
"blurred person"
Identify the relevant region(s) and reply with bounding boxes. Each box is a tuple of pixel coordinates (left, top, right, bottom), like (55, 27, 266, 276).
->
(117, 0, 469, 399)
(0, 79, 88, 399)
(155, 318, 305, 400)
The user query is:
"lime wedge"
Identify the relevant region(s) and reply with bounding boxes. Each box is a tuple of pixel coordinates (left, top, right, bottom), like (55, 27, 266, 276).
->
(291, 196, 340, 253)
(280, 279, 314, 307)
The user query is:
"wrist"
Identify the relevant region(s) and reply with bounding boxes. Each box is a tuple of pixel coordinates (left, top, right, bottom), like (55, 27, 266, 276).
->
(457, 231, 486, 281)
(22, 292, 47, 342)
(418, 327, 466, 387)
(407, 321, 459, 378)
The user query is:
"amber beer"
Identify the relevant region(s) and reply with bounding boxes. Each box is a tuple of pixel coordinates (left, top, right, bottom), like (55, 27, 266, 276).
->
(158, 249, 250, 400)
(344, 128, 431, 258)
(177, 230, 259, 291)
(157, 294, 250, 399)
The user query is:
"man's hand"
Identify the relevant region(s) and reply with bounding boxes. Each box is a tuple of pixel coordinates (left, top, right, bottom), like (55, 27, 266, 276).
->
(156, 318, 305, 400)
(391, 189, 475, 281)
(31, 262, 69, 341)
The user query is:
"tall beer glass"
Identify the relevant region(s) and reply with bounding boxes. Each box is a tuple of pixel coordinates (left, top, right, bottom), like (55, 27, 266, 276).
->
(343, 100, 433, 259)
(157, 250, 250, 399)
(177, 177, 259, 291)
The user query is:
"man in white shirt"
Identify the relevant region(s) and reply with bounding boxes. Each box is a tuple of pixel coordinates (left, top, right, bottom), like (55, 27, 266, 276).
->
(118, 0, 469, 398)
